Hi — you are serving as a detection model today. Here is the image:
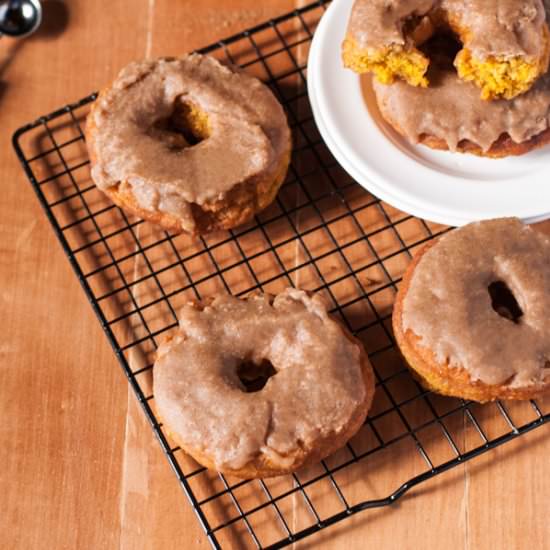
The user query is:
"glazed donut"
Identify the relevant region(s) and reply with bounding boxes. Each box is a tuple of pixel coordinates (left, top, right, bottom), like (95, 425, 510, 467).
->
(87, 54, 291, 235)
(342, 0, 550, 100)
(372, 37, 550, 157)
(393, 218, 550, 403)
(153, 289, 375, 478)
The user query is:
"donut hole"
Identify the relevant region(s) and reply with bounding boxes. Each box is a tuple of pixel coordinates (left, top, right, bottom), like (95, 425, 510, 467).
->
(236, 358, 277, 393)
(419, 28, 462, 73)
(153, 99, 210, 150)
(488, 281, 524, 324)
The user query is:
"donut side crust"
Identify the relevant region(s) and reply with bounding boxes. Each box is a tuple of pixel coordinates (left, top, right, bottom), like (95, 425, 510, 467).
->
(86, 95, 291, 236)
(392, 242, 550, 403)
(376, 93, 550, 158)
(155, 298, 376, 479)
(417, 128, 550, 158)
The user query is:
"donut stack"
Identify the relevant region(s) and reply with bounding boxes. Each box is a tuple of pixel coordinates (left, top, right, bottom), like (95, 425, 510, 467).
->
(342, 0, 550, 157)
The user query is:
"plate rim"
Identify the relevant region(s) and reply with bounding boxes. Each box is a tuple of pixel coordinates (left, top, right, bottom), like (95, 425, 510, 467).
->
(307, 0, 550, 226)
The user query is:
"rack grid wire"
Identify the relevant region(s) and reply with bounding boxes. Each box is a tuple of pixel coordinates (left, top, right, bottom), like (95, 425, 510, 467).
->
(12, 2, 550, 548)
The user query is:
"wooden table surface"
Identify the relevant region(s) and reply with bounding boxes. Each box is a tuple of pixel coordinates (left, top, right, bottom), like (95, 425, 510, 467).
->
(2, 1, 550, 549)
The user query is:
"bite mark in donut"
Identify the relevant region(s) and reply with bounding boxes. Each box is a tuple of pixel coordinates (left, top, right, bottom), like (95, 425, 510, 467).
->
(343, 0, 550, 100)
(454, 27, 550, 101)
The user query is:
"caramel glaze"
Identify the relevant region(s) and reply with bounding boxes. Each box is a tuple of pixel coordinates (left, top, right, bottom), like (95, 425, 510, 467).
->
(372, 65, 550, 151)
(154, 289, 367, 470)
(402, 219, 550, 388)
(89, 55, 290, 233)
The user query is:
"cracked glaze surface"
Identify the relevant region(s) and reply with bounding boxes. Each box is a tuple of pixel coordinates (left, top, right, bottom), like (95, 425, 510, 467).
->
(373, 64, 550, 151)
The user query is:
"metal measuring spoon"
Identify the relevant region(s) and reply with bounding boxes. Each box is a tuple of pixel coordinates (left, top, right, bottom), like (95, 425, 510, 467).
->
(0, 0, 42, 38)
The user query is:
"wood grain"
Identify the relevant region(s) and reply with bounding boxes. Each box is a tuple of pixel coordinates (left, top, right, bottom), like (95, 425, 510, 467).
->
(2, 1, 550, 549)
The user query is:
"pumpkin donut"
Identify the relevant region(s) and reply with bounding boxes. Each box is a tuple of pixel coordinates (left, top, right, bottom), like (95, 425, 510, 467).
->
(372, 47, 550, 157)
(86, 54, 291, 235)
(153, 289, 375, 478)
(342, 0, 550, 100)
(393, 219, 550, 403)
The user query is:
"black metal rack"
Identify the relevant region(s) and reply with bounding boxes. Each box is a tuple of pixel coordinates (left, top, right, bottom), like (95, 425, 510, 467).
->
(12, 1, 550, 548)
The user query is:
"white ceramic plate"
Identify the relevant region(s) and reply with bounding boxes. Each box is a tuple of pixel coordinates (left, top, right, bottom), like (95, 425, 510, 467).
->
(307, 0, 550, 226)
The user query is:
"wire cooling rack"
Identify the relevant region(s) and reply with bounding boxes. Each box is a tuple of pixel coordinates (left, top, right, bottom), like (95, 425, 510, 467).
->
(12, 1, 550, 548)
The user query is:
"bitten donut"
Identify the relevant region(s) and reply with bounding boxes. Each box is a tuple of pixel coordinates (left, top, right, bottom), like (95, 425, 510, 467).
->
(154, 289, 375, 478)
(87, 54, 291, 235)
(342, 0, 550, 100)
(393, 219, 550, 403)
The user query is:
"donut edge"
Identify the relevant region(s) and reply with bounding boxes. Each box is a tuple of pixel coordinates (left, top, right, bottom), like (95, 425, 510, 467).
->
(392, 240, 550, 403)
(153, 294, 376, 479)
(375, 91, 550, 158)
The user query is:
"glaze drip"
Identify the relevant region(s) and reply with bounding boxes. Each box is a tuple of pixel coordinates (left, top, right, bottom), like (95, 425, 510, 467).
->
(373, 66, 550, 151)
